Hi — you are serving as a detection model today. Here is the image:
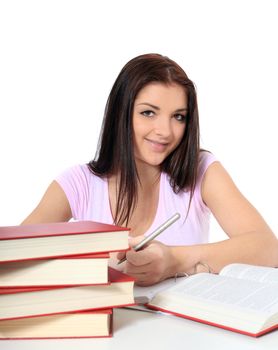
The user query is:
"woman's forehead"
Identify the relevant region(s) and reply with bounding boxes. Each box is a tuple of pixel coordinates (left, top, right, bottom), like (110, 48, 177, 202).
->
(135, 83, 188, 108)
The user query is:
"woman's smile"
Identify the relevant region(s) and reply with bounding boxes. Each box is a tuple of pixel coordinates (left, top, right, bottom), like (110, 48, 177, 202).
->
(145, 138, 169, 152)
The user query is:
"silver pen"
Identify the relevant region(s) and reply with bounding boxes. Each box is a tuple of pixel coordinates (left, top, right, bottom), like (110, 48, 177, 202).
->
(117, 212, 181, 264)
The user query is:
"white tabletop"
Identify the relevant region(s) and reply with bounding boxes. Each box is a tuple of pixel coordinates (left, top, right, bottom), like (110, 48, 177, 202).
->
(1, 308, 278, 350)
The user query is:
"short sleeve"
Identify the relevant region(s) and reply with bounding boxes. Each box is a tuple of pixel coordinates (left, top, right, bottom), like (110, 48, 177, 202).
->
(194, 151, 218, 211)
(55, 164, 91, 220)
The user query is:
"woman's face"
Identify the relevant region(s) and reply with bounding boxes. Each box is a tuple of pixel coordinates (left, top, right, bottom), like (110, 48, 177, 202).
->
(132, 82, 188, 168)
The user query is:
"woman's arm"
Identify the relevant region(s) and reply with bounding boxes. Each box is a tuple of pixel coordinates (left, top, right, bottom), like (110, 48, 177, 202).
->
(21, 181, 72, 225)
(121, 162, 278, 285)
(170, 161, 278, 275)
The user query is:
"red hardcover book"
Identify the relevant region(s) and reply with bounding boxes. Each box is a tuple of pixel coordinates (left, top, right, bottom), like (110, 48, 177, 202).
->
(147, 304, 278, 337)
(0, 267, 135, 321)
(0, 221, 129, 262)
(0, 253, 110, 287)
(0, 309, 113, 339)
(146, 264, 278, 337)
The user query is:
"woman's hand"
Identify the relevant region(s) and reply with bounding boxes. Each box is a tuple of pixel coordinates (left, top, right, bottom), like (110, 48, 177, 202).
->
(117, 236, 176, 286)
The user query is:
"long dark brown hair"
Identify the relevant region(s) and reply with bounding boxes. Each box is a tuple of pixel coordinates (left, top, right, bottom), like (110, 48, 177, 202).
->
(88, 53, 200, 225)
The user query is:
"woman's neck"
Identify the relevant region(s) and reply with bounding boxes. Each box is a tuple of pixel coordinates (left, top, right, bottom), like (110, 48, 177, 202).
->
(109, 160, 161, 192)
(135, 160, 161, 189)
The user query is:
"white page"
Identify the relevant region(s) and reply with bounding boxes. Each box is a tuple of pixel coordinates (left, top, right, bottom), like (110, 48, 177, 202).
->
(220, 264, 278, 284)
(133, 276, 188, 304)
(134, 264, 278, 305)
(164, 273, 278, 313)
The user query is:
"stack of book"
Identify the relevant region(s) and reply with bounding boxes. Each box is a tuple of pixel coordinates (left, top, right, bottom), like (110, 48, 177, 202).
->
(0, 221, 135, 339)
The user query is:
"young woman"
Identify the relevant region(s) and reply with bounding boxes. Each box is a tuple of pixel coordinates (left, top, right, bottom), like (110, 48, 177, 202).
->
(22, 53, 278, 286)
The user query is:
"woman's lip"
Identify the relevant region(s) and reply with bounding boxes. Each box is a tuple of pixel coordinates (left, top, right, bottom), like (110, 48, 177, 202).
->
(145, 139, 169, 151)
(145, 138, 168, 145)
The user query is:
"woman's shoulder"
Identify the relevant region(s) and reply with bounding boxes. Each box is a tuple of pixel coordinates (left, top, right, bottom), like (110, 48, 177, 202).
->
(56, 163, 90, 179)
(198, 150, 218, 179)
(199, 149, 217, 164)
(56, 163, 106, 186)
(55, 164, 108, 220)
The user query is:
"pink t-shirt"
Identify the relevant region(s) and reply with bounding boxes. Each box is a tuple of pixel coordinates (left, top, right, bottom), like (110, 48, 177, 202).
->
(56, 151, 217, 245)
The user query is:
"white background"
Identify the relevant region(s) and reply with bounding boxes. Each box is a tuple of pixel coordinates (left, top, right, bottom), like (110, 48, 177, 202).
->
(0, 0, 277, 241)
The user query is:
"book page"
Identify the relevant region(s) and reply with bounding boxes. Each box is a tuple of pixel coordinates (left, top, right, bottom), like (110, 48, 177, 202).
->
(220, 264, 278, 284)
(134, 276, 188, 304)
(165, 273, 278, 313)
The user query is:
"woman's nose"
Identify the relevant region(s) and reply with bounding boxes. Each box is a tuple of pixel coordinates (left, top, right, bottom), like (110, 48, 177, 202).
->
(154, 117, 172, 137)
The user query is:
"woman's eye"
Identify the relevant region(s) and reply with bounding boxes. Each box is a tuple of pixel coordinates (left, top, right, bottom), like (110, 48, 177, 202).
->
(141, 110, 155, 117)
(174, 114, 186, 122)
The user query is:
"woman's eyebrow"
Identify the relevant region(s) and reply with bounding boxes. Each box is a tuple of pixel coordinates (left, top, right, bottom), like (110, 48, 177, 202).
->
(136, 103, 188, 112)
(175, 108, 188, 112)
(136, 102, 160, 110)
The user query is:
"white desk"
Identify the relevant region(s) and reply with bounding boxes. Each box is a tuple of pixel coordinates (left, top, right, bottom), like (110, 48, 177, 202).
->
(1, 308, 278, 350)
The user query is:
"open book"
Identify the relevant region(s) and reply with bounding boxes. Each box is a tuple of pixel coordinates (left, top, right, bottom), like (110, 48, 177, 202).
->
(136, 264, 278, 337)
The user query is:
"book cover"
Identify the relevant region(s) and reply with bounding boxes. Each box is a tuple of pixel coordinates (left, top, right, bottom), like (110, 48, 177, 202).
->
(0, 220, 128, 239)
(147, 304, 278, 337)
